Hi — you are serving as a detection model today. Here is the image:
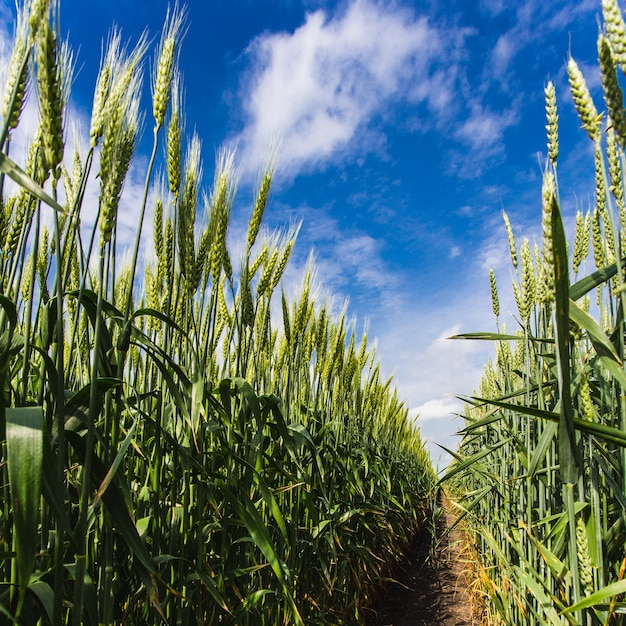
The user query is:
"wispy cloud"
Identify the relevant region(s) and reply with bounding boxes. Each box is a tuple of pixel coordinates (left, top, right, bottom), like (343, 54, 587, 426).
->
(456, 102, 519, 151)
(501, 0, 596, 50)
(272, 201, 404, 314)
(490, 33, 515, 81)
(472, 0, 597, 97)
(478, 0, 506, 18)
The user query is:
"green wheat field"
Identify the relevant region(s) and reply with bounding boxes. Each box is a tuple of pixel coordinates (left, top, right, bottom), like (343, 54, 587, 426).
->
(3, 0, 626, 624)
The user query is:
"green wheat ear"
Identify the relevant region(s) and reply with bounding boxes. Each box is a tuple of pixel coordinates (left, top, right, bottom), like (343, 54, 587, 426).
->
(178, 133, 202, 284)
(535, 243, 551, 305)
(27, 0, 51, 42)
(502, 211, 517, 268)
(208, 148, 237, 281)
(520, 238, 535, 323)
(568, 56, 601, 142)
(489, 268, 499, 320)
(1, 7, 29, 138)
(599, 34, 626, 148)
(545, 81, 558, 165)
(152, 4, 186, 129)
(37, 20, 67, 182)
(541, 170, 555, 266)
(98, 92, 140, 247)
(247, 144, 279, 254)
(166, 73, 182, 197)
(603, 0, 626, 71)
(257, 246, 278, 298)
(271, 228, 298, 291)
(572, 209, 589, 275)
(576, 517, 594, 597)
(90, 30, 118, 147)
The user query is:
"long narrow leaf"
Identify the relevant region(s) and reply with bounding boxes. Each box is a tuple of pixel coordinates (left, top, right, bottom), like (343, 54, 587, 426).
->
(440, 438, 512, 482)
(561, 579, 626, 614)
(92, 419, 138, 506)
(551, 193, 577, 485)
(5, 407, 43, 593)
(570, 257, 626, 301)
(64, 430, 165, 620)
(569, 299, 621, 364)
(473, 396, 626, 447)
(0, 151, 67, 214)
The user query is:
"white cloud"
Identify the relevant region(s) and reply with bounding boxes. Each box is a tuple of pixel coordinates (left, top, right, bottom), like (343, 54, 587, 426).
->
(479, 0, 506, 17)
(233, 0, 596, 182)
(370, 289, 496, 468)
(456, 103, 518, 150)
(415, 397, 463, 423)
(236, 0, 462, 176)
(491, 34, 515, 80)
(545, 0, 597, 32)
(506, 0, 596, 46)
(412, 397, 466, 471)
(448, 100, 521, 178)
(279, 208, 404, 317)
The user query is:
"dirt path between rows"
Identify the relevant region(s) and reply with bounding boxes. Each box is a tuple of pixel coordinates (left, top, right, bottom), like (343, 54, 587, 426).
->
(370, 493, 484, 626)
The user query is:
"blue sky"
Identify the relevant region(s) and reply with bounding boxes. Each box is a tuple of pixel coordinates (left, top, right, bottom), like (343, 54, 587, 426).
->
(0, 0, 605, 467)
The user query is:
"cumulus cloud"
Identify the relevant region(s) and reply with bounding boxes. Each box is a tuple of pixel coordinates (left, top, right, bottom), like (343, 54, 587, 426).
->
(233, 0, 596, 182)
(415, 397, 463, 423)
(236, 0, 463, 176)
(413, 397, 466, 471)
(370, 288, 496, 467)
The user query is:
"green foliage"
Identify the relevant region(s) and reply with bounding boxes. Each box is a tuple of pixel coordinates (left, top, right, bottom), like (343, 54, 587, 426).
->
(446, 3, 626, 623)
(0, 3, 435, 624)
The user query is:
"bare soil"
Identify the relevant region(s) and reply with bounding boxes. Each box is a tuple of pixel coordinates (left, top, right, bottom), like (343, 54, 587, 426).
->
(369, 495, 484, 626)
